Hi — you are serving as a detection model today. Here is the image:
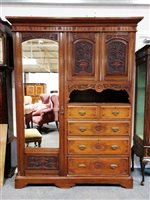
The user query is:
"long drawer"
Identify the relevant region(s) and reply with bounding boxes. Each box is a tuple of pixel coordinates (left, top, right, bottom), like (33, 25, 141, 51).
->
(68, 137, 129, 155)
(68, 157, 129, 176)
(68, 104, 131, 120)
(68, 121, 130, 136)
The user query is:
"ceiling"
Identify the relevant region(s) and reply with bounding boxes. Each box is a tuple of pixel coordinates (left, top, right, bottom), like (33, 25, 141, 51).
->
(22, 39, 59, 73)
(3, 0, 150, 5)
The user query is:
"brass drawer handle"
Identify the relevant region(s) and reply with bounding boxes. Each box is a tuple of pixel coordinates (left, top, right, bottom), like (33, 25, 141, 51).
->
(110, 164, 118, 169)
(111, 144, 119, 150)
(112, 127, 119, 132)
(78, 163, 87, 168)
(112, 110, 119, 116)
(78, 110, 86, 116)
(78, 144, 87, 150)
(79, 127, 87, 132)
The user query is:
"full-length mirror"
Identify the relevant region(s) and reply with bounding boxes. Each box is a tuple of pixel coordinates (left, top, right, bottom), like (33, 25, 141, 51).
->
(22, 38, 59, 148)
(0, 34, 4, 64)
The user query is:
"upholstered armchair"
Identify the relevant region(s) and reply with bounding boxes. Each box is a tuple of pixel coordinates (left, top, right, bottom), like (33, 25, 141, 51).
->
(32, 94, 58, 130)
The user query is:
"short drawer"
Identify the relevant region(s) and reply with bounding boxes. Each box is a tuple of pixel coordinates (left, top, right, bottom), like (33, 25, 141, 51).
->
(101, 106, 131, 119)
(68, 157, 129, 176)
(68, 106, 98, 119)
(68, 138, 129, 155)
(68, 121, 130, 136)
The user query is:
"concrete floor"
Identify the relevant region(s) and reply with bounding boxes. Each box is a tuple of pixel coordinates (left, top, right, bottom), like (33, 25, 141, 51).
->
(1, 168, 150, 200)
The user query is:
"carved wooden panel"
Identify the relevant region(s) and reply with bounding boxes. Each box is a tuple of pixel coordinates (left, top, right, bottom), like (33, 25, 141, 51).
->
(106, 40, 127, 74)
(69, 33, 95, 78)
(26, 155, 58, 170)
(22, 32, 59, 42)
(104, 33, 129, 79)
(67, 82, 130, 95)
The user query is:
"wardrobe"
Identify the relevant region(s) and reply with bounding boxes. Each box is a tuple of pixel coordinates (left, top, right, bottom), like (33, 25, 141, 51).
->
(7, 16, 142, 188)
(0, 19, 15, 177)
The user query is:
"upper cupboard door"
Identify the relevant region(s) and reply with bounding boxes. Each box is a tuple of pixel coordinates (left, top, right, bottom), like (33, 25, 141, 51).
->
(67, 32, 99, 81)
(103, 32, 131, 81)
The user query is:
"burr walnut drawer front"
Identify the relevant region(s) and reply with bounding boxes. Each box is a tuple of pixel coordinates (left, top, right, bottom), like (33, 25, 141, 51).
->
(68, 138, 129, 155)
(68, 157, 129, 176)
(101, 106, 131, 119)
(68, 106, 98, 119)
(68, 121, 130, 136)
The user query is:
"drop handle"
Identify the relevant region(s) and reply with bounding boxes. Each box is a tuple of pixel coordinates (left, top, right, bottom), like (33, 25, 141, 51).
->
(110, 164, 118, 169)
(78, 163, 87, 168)
(78, 110, 86, 116)
(112, 110, 119, 116)
(111, 144, 119, 150)
(60, 106, 64, 114)
(79, 127, 87, 132)
(112, 127, 119, 132)
(78, 144, 87, 150)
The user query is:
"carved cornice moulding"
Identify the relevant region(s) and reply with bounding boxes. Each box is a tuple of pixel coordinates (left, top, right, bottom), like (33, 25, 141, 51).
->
(12, 26, 137, 32)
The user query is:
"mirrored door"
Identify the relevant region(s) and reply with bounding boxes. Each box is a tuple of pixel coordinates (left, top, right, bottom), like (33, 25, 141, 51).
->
(22, 37, 59, 149)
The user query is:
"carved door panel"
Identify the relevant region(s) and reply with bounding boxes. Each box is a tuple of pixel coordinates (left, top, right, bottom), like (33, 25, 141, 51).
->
(67, 32, 99, 81)
(103, 32, 130, 81)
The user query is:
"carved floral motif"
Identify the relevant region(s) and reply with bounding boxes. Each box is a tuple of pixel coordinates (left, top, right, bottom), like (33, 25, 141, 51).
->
(68, 82, 130, 93)
(106, 40, 127, 74)
(67, 82, 131, 103)
(73, 40, 94, 75)
(26, 156, 58, 169)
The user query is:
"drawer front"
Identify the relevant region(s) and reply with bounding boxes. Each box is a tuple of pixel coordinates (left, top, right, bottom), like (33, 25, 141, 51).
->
(101, 106, 131, 119)
(68, 157, 129, 176)
(68, 138, 129, 155)
(68, 106, 98, 119)
(68, 121, 130, 136)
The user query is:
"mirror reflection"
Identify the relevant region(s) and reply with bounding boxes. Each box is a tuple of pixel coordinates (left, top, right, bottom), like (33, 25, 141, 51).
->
(22, 39, 59, 148)
(0, 36, 4, 64)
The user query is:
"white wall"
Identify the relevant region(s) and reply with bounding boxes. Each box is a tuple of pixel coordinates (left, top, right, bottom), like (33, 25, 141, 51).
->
(1, 4, 150, 50)
(25, 72, 59, 94)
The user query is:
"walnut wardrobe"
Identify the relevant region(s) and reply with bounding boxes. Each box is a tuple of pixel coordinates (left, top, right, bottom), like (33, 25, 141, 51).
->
(7, 16, 142, 188)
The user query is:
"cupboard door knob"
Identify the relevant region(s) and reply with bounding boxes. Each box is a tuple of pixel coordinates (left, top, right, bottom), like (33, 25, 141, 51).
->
(78, 163, 87, 168)
(112, 110, 119, 116)
(110, 164, 118, 169)
(79, 111, 86, 116)
(79, 127, 87, 132)
(78, 144, 87, 150)
(111, 144, 119, 150)
(112, 127, 119, 132)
